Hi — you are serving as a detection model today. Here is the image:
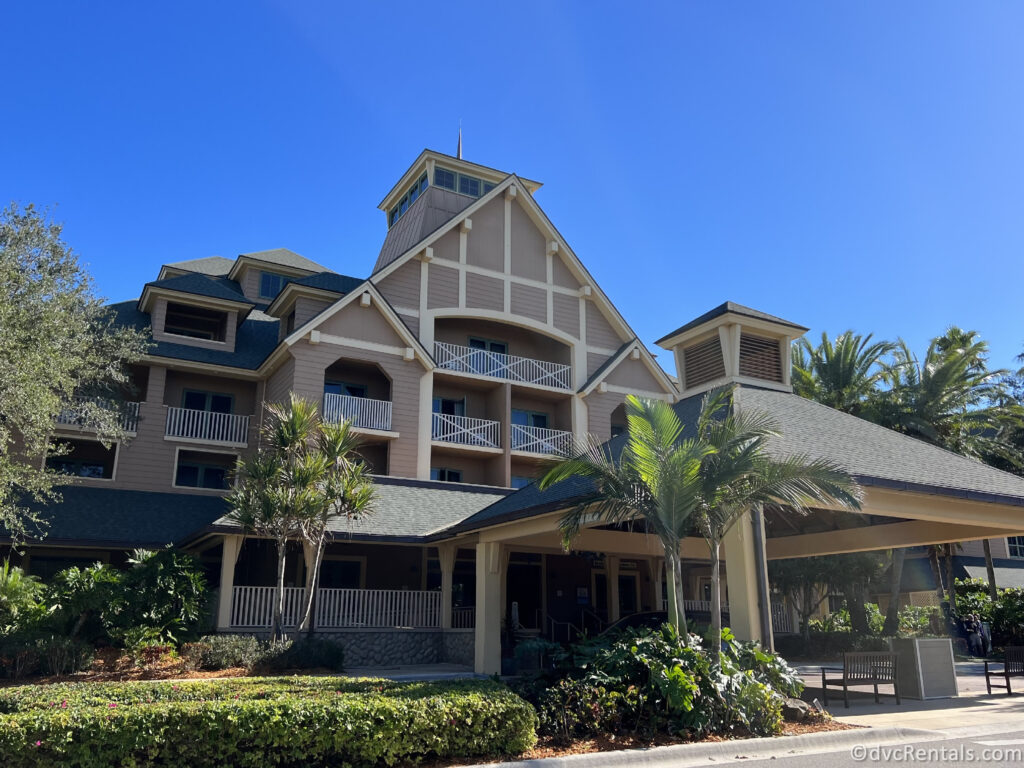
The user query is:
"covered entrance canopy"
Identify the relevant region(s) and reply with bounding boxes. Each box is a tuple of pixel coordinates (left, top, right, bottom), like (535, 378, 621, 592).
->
(441, 382, 1024, 674)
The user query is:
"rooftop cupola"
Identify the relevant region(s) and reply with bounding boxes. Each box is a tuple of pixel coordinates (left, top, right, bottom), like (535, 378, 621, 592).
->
(655, 302, 808, 396)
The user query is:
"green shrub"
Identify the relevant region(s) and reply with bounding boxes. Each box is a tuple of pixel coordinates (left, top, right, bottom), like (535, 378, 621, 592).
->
(35, 636, 94, 676)
(0, 677, 537, 767)
(197, 634, 268, 671)
(731, 679, 783, 737)
(264, 636, 345, 672)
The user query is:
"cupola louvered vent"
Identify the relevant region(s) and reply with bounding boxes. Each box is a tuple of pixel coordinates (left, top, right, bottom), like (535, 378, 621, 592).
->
(683, 337, 726, 389)
(739, 333, 782, 382)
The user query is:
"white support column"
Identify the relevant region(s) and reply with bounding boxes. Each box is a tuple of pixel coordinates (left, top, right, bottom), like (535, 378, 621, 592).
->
(722, 511, 770, 644)
(474, 541, 503, 675)
(606, 555, 621, 624)
(216, 534, 243, 630)
(438, 543, 456, 629)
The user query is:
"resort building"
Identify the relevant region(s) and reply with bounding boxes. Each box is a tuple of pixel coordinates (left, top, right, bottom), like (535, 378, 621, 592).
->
(8, 150, 1024, 673)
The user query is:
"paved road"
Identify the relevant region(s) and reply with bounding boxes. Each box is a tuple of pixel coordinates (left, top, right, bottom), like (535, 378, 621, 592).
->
(732, 728, 1024, 768)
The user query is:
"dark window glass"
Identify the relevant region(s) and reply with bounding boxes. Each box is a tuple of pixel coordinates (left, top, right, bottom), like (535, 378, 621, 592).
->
(430, 468, 463, 483)
(432, 397, 465, 416)
(259, 272, 284, 299)
(209, 394, 233, 414)
(419, 174, 429, 193)
(182, 390, 207, 410)
(434, 168, 456, 190)
(389, 208, 398, 226)
(164, 303, 228, 341)
(175, 464, 200, 487)
(483, 183, 496, 194)
(458, 175, 481, 197)
(400, 195, 409, 215)
(202, 467, 228, 489)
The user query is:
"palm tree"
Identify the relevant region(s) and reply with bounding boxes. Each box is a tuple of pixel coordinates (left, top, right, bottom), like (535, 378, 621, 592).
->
(227, 395, 374, 641)
(791, 331, 896, 417)
(538, 395, 712, 634)
(689, 388, 863, 655)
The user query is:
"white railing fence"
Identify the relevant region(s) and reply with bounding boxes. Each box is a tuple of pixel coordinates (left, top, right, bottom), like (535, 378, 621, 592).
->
(165, 406, 250, 445)
(56, 398, 140, 433)
(434, 341, 571, 390)
(322, 393, 393, 431)
(511, 424, 572, 455)
(452, 606, 476, 629)
(659, 598, 794, 635)
(230, 586, 307, 628)
(315, 588, 441, 629)
(431, 413, 501, 448)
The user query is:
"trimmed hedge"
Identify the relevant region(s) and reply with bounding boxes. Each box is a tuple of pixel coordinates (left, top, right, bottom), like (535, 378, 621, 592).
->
(0, 677, 537, 767)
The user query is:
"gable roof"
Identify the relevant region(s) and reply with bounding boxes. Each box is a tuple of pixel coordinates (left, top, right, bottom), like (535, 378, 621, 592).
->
(162, 255, 235, 277)
(289, 272, 364, 294)
(11, 486, 230, 548)
(579, 339, 679, 398)
(656, 302, 808, 346)
(235, 248, 333, 275)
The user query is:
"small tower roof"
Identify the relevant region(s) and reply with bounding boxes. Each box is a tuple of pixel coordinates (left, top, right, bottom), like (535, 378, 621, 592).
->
(656, 301, 807, 349)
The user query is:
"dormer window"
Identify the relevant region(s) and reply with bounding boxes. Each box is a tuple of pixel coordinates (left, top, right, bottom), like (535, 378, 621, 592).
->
(164, 302, 228, 341)
(433, 166, 495, 199)
(388, 173, 429, 229)
(259, 271, 285, 299)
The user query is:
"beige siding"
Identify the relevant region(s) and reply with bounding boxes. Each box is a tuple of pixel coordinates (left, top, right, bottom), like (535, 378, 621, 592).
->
(510, 283, 546, 324)
(509, 200, 547, 282)
(376, 260, 420, 309)
(465, 272, 503, 310)
(585, 303, 622, 349)
(434, 319, 571, 365)
(465, 198, 504, 272)
(294, 296, 332, 328)
(605, 357, 664, 393)
(552, 293, 581, 339)
(238, 268, 261, 301)
(265, 356, 296, 407)
(585, 390, 627, 441)
(427, 264, 459, 309)
(318, 301, 406, 348)
(397, 311, 419, 338)
(432, 229, 460, 263)
(164, 371, 257, 415)
(288, 340, 424, 478)
(587, 352, 607, 378)
(551, 255, 580, 290)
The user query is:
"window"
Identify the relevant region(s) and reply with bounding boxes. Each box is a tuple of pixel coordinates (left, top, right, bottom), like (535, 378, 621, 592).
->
(511, 409, 548, 429)
(431, 468, 463, 483)
(182, 390, 233, 414)
(259, 272, 285, 299)
(511, 475, 533, 489)
(324, 381, 367, 398)
(175, 450, 235, 490)
(458, 174, 481, 197)
(1009, 536, 1024, 558)
(434, 167, 456, 190)
(163, 302, 228, 341)
(388, 173, 429, 228)
(432, 397, 465, 416)
(47, 439, 116, 479)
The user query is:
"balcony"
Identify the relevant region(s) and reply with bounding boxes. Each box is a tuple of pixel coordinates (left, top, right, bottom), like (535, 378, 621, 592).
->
(511, 424, 572, 456)
(434, 342, 571, 390)
(230, 586, 442, 629)
(432, 413, 501, 449)
(56, 397, 140, 433)
(322, 393, 393, 432)
(165, 406, 250, 446)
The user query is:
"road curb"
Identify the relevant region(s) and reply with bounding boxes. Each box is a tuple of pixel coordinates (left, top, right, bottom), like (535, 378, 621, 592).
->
(469, 726, 944, 767)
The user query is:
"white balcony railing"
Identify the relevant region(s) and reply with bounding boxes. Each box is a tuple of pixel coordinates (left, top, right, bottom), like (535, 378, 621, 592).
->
(511, 424, 572, 455)
(230, 586, 306, 628)
(434, 341, 572, 390)
(432, 413, 501, 448)
(56, 398, 140, 433)
(315, 588, 441, 629)
(322, 393, 393, 431)
(165, 406, 249, 445)
(659, 599, 794, 634)
(452, 606, 476, 629)
(229, 586, 442, 629)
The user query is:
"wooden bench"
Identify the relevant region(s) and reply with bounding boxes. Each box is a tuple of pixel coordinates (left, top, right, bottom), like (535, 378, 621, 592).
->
(985, 646, 1024, 695)
(821, 652, 900, 708)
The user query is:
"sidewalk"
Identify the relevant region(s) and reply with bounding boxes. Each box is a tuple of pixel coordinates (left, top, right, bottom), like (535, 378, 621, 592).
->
(794, 659, 1023, 734)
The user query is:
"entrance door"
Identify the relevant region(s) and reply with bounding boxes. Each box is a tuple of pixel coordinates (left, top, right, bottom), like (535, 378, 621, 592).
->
(618, 573, 639, 617)
(507, 562, 543, 630)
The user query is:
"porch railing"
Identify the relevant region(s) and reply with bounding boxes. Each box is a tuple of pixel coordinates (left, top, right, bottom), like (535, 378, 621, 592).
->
(431, 413, 501, 448)
(322, 393, 393, 431)
(511, 424, 572, 455)
(165, 406, 250, 445)
(56, 398, 140, 433)
(434, 341, 572, 390)
(315, 588, 441, 628)
(230, 586, 306, 628)
(659, 599, 794, 635)
(452, 606, 476, 629)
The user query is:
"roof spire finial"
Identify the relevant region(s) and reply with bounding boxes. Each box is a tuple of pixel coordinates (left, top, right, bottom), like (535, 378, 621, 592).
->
(457, 120, 462, 159)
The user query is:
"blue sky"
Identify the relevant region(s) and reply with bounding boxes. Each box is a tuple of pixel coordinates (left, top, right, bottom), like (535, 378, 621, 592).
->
(4, 2, 1023, 372)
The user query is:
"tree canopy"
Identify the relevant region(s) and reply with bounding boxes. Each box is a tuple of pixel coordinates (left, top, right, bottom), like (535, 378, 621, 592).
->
(0, 203, 149, 540)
